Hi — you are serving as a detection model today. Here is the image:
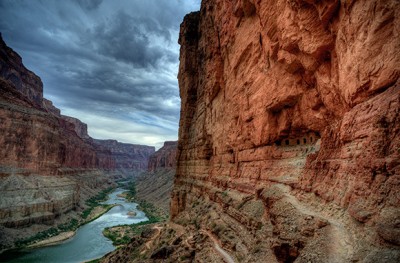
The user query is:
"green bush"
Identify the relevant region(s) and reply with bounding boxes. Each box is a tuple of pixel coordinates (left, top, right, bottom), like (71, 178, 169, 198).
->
(15, 218, 80, 247)
(125, 181, 136, 201)
(81, 187, 114, 219)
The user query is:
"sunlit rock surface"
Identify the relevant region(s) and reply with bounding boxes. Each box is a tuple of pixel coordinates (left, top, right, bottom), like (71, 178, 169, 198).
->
(171, 0, 400, 261)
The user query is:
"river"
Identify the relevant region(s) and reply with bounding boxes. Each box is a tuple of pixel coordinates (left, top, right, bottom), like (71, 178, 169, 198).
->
(1, 188, 148, 263)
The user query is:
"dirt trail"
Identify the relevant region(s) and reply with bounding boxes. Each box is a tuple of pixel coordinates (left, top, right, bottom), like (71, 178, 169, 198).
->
(168, 222, 185, 236)
(168, 222, 195, 248)
(275, 184, 355, 262)
(143, 225, 163, 251)
(201, 230, 236, 263)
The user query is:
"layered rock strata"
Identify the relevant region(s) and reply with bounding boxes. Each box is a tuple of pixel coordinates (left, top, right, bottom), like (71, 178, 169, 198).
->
(167, 0, 399, 262)
(0, 35, 117, 174)
(94, 139, 155, 175)
(147, 141, 177, 172)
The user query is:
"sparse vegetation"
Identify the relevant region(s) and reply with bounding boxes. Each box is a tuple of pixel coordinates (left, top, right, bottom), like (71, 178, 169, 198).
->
(81, 187, 114, 219)
(136, 200, 165, 223)
(125, 181, 136, 201)
(15, 218, 79, 247)
(15, 187, 115, 248)
(103, 227, 132, 246)
(103, 221, 158, 246)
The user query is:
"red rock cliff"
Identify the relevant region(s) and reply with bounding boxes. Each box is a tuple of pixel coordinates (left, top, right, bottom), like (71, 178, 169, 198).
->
(0, 41, 115, 174)
(0, 34, 43, 106)
(171, 0, 399, 261)
(93, 139, 155, 173)
(147, 141, 177, 172)
(61, 115, 91, 140)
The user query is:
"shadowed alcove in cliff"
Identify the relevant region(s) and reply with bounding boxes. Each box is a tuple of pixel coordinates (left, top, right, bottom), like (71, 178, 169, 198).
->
(274, 131, 321, 156)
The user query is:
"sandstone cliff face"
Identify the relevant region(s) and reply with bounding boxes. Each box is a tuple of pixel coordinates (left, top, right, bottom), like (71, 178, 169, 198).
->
(147, 141, 177, 172)
(43, 98, 60, 116)
(0, 98, 116, 174)
(0, 34, 42, 106)
(93, 139, 155, 174)
(61, 115, 91, 140)
(170, 0, 400, 262)
(0, 35, 116, 174)
(135, 169, 175, 216)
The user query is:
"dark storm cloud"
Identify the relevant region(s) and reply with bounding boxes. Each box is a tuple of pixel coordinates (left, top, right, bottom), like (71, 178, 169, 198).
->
(90, 11, 173, 67)
(0, 0, 200, 147)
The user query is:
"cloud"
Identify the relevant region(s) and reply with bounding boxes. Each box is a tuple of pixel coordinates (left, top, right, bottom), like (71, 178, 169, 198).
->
(74, 0, 103, 11)
(90, 11, 173, 68)
(0, 0, 200, 148)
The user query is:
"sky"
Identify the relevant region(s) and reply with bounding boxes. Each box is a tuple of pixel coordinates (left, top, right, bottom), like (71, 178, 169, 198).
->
(0, 0, 200, 149)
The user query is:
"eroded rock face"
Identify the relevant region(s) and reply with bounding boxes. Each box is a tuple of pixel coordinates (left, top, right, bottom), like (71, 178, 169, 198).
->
(61, 115, 91, 140)
(148, 141, 177, 172)
(0, 34, 42, 106)
(0, 99, 116, 173)
(0, 171, 111, 228)
(93, 139, 155, 173)
(43, 98, 60, 116)
(171, 0, 399, 261)
(0, 35, 117, 174)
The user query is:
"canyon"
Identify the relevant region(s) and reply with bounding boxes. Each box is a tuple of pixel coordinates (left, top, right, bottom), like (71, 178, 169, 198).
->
(102, 0, 399, 262)
(0, 0, 399, 261)
(0, 34, 154, 251)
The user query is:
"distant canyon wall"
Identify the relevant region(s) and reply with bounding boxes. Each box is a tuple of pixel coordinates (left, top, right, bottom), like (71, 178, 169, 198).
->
(171, 0, 399, 261)
(147, 141, 177, 172)
(93, 139, 155, 177)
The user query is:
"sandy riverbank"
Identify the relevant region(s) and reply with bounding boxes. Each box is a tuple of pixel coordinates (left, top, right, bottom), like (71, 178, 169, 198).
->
(117, 192, 127, 198)
(28, 231, 76, 248)
(27, 204, 117, 249)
